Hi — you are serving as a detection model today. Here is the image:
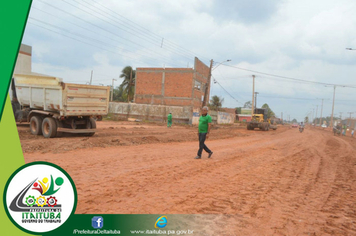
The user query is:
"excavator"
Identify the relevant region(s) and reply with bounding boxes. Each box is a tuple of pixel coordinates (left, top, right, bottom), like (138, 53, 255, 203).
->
(247, 108, 277, 131)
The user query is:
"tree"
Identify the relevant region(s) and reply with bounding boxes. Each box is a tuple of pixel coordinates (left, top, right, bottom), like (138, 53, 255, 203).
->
(113, 86, 126, 102)
(209, 95, 224, 111)
(243, 101, 252, 108)
(235, 107, 242, 114)
(261, 103, 275, 119)
(304, 116, 309, 123)
(119, 66, 136, 102)
(291, 118, 298, 123)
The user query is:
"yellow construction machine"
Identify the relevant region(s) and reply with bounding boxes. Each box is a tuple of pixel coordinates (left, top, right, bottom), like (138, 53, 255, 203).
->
(247, 108, 277, 131)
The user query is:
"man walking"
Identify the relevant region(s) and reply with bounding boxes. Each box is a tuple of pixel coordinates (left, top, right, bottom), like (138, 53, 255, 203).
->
(167, 112, 172, 128)
(195, 106, 213, 159)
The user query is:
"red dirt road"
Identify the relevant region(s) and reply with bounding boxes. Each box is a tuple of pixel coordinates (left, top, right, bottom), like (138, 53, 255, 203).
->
(23, 122, 356, 235)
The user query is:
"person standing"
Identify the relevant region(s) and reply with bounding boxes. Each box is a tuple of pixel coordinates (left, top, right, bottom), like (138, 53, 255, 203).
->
(342, 124, 347, 136)
(167, 112, 172, 128)
(195, 106, 213, 159)
(351, 129, 354, 138)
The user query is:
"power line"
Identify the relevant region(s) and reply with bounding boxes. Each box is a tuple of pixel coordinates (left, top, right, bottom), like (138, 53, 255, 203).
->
(60, 0, 195, 62)
(34, 0, 183, 66)
(27, 21, 152, 65)
(80, 0, 202, 60)
(222, 64, 356, 88)
(88, 0, 211, 62)
(211, 75, 242, 105)
(28, 17, 173, 66)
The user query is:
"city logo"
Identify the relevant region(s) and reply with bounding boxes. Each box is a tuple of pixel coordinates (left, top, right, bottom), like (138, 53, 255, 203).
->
(4, 162, 77, 234)
(155, 216, 167, 228)
(92, 216, 104, 229)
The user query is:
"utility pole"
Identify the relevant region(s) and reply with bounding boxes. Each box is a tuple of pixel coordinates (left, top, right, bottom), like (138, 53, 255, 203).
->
(330, 85, 336, 128)
(90, 70, 93, 85)
(315, 105, 318, 125)
(281, 112, 283, 123)
(312, 108, 314, 124)
(111, 78, 117, 102)
(127, 68, 133, 102)
(251, 75, 255, 116)
(348, 112, 354, 126)
(254, 92, 259, 109)
(203, 59, 213, 107)
(319, 99, 324, 126)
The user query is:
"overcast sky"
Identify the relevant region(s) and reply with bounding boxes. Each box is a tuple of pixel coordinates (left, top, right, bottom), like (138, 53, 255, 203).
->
(22, 0, 356, 122)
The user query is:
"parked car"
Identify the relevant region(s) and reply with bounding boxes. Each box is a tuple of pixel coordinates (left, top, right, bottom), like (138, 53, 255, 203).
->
(321, 124, 327, 128)
(292, 123, 298, 128)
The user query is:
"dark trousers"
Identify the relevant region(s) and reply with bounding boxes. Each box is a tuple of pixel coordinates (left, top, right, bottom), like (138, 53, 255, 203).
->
(197, 133, 211, 157)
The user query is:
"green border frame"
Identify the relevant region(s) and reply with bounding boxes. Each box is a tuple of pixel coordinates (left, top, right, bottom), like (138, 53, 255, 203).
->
(0, 1, 32, 122)
(3, 161, 78, 235)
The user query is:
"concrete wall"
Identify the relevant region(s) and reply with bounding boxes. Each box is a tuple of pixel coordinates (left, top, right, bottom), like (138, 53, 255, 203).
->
(217, 111, 235, 124)
(109, 102, 193, 124)
(191, 109, 235, 125)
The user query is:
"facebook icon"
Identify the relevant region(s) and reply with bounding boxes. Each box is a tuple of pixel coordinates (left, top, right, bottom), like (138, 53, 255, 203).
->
(91, 216, 104, 229)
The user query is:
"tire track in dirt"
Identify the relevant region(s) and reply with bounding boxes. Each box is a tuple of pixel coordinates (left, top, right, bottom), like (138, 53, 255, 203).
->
(24, 127, 356, 235)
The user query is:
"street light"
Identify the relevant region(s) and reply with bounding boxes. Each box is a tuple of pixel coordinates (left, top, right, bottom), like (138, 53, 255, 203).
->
(212, 59, 231, 71)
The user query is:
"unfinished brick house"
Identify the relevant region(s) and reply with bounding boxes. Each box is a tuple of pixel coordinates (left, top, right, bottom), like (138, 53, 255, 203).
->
(134, 57, 210, 109)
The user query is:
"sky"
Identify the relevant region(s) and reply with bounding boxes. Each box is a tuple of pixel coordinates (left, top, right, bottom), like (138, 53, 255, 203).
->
(21, 0, 356, 122)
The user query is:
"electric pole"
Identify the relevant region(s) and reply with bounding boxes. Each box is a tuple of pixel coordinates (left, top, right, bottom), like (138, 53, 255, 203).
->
(348, 112, 354, 124)
(254, 92, 259, 109)
(319, 99, 324, 126)
(330, 85, 336, 128)
(251, 75, 255, 116)
(90, 70, 93, 85)
(203, 59, 213, 107)
(281, 112, 283, 123)
(111, 78, 117, 102)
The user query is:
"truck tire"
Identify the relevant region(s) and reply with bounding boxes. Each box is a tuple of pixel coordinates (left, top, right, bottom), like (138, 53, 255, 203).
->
(30, 116, 43, 135)
(85, 117, 96, 136)
(42, 117, 57, 138)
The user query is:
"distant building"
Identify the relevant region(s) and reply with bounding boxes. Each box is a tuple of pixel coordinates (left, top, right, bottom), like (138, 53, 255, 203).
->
(342, 118, 356, 129)
(14, 44, 32, 74)
(237, 114, 252, 122)
(134, 57, 210, 109)
(240, 108, 252, 115)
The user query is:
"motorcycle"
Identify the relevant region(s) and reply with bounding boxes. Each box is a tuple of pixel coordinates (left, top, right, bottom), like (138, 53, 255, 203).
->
(333, 127, 341, 136)
(299, 126, 304, 133)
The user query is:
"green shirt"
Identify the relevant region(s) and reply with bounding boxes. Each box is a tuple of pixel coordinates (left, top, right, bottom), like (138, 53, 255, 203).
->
(198, 114, 212, 133)
(167, 114, 172, 121)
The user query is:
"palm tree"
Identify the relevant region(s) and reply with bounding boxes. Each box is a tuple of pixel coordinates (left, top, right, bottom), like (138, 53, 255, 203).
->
(119, 66, 136, 102)
(209, 95, 224, 111)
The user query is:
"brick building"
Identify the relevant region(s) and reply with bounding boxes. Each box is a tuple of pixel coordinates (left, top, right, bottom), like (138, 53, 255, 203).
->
(134, 57, 210, 109)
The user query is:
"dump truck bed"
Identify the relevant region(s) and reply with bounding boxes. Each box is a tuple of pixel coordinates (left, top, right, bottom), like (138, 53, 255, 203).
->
(14, 74, 110, 117)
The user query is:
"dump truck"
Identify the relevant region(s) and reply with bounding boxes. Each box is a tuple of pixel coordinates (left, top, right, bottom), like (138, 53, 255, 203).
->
(11, 74, 110, 138)
(246, 108, 277, 131)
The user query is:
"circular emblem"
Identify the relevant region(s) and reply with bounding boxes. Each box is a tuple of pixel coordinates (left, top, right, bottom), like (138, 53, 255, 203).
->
(3, 162, 77, 234)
